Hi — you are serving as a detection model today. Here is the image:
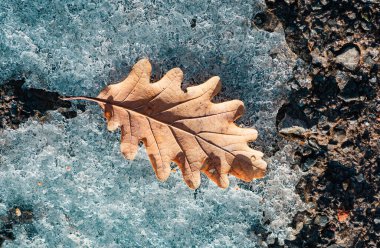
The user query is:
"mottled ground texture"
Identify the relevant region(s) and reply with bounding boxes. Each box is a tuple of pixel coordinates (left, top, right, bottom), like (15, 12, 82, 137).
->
(257, 0, 379, 247)
(1, 0, 379, 247)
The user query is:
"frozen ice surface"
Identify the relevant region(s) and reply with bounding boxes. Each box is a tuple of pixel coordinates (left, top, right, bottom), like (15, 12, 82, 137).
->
(0, 0, 296, 148)
(0, 0, 304, 247)
(1, 112, 304, 247)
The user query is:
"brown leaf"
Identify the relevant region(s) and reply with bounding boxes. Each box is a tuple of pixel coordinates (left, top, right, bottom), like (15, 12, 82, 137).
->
(63, 59, 266, 189)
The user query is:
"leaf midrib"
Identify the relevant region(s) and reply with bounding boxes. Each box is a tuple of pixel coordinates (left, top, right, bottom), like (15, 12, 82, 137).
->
(62, 96, 251, 163)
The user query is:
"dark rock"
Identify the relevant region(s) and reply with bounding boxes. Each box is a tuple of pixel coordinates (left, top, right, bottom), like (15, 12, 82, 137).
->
(276, 102, 310, 131)
(312, 75, 339, 100)
(60, 110, 78, 119)
(190, 17, 196, 28)
(0, 79, 76, 129)
(0, 206, 35, 246)
(252, 11, 280, 32)
(266, 0, 379, 246)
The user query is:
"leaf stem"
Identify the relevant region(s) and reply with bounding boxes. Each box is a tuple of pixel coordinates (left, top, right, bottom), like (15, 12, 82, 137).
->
(61, 96, 107, 104)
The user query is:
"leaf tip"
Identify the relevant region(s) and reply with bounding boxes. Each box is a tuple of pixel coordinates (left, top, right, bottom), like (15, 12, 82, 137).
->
(134, 58, 152, 74)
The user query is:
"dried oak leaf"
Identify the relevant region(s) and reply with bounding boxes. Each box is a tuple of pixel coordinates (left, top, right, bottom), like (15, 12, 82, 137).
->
(64, 59, 266, 189)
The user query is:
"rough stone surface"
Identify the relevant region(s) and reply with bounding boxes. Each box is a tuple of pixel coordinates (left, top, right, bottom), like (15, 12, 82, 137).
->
(266, 0, 379, 247)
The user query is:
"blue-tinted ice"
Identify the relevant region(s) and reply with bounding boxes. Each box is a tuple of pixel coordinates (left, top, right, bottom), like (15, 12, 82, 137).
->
(0, 0, 305, 247)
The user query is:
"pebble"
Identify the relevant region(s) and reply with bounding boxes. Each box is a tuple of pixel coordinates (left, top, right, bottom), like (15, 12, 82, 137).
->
(279, 126, 307, 137)
(335, 47, 360, 71)
(314, 215, 329, 227)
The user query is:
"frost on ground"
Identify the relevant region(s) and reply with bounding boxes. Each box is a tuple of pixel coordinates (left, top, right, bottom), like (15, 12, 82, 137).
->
(0, 0, 304, 247)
